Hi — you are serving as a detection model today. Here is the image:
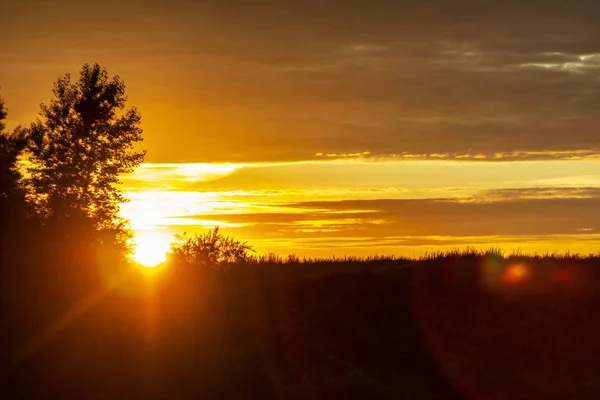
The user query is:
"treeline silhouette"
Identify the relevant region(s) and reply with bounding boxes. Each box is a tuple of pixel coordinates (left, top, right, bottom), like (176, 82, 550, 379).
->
(0, 63, 147, 397)
(3, 64, 600, 399)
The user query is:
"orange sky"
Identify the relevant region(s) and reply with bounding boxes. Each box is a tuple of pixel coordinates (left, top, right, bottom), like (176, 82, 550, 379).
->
(3, 0, 600, 257)
(118, 159, 600, 257)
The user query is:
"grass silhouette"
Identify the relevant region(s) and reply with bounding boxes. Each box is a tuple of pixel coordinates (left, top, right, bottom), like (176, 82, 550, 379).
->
(3, 244, 600, 399)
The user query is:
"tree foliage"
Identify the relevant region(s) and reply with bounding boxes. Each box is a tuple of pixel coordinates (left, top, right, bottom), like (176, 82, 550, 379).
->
(27, 63, 145, 232)
(0, 95, 28, 224)
(0, 94, 6, 132)
(169, 227, 254, 268)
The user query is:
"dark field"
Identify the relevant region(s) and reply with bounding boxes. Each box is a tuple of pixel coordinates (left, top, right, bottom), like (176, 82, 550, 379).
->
(3, 252, 600, 399)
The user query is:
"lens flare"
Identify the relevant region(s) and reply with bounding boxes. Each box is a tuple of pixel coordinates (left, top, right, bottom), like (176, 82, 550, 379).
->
(503, 263, 528, 284)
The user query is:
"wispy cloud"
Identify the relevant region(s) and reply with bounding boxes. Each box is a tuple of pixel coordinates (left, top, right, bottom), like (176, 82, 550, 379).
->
(122, 159, 600, 194)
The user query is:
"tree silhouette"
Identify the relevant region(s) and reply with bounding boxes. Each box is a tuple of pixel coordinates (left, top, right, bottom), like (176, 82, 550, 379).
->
(0, 95, 29, 310)
(27, 63, 145, 239)
(0, 94, 6, 131)
(0, 95, 28, 231)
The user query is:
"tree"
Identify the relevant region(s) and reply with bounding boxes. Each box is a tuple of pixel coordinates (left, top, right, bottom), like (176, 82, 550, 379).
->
(169, 227, 254, 268)
(0, 94, 29, 305)
(27, 63, 145, 238)
(0, 94, 6, 132)
(0, 95, 28, 230)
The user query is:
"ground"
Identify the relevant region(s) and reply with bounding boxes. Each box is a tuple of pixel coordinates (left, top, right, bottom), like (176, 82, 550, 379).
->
(2, 257, 600, 399)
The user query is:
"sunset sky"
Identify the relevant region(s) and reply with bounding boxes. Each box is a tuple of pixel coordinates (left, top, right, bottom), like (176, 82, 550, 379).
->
(3, 0, 600, 257)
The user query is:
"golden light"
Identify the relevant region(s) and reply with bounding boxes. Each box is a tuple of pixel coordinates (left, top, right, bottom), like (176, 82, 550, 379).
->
(132, 233, 171, 268)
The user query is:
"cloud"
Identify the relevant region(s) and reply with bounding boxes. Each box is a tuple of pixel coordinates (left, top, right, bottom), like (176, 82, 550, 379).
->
(4, 0, 600, 162)
(160, 193, 600, 240)
(474, 187, 600, 201)
(122, 159, 600, 195)
(314, 150, 600, 162)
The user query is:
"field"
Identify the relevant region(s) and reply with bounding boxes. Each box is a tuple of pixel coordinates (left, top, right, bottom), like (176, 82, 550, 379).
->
(3, 250, 600, 399)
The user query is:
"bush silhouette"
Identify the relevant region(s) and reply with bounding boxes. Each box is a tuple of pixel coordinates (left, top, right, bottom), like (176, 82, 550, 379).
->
(169, 227, 254, 268)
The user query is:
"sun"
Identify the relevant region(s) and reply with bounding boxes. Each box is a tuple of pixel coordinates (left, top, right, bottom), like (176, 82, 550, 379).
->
(132, 233, 170, 268)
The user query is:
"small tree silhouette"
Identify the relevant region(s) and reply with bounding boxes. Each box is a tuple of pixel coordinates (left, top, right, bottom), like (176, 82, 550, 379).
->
(26, 63, 145, 241)
(169, 227, 254, 268)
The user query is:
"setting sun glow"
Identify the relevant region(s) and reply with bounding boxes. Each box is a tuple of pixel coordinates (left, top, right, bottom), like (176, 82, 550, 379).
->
(132, 233, 170, 267)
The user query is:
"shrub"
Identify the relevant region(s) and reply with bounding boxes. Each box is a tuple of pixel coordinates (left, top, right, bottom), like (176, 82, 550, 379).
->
(168, 227, 254, 268)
